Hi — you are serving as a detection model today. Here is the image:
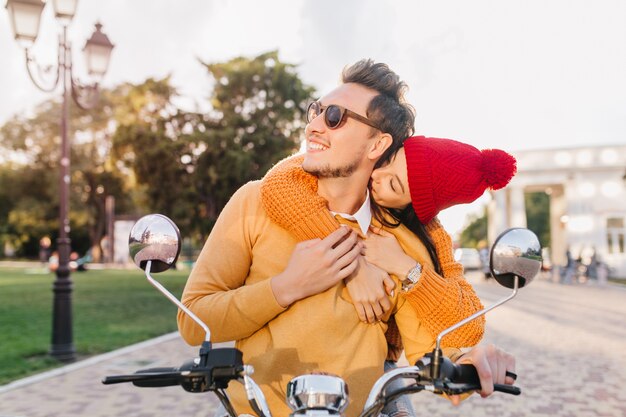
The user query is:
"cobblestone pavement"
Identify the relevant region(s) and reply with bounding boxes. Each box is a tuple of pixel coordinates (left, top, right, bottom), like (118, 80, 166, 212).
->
(408, 274, 626, 417)
(1, 274, 625, 417)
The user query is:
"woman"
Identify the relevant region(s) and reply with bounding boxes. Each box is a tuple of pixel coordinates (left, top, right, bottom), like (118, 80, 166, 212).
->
(260, 136, 516, 350)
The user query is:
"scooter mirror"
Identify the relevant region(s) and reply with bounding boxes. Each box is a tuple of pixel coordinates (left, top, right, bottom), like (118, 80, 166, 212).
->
(129, 214, 181, 273)
(490, 228, 542, 289)
(128, 214, 210, 341)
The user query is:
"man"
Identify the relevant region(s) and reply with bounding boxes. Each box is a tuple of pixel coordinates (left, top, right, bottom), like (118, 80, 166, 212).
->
(178, 60, 515, 416)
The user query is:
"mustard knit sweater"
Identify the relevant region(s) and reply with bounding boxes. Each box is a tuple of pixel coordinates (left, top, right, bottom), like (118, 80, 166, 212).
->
(260, 154, 485, 350)
(179, 181, 464, 417)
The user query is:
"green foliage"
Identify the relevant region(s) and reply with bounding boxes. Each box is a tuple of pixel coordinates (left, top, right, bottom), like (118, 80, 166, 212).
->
(525, 191, 551, 247)
(0, 91, 130, 258)
(196, 51, 314, 224)
(459, 206, 488, 248)
(1, 50, 315, 255)
(112, 51, 315, 238)
(0, 267, 187, 384)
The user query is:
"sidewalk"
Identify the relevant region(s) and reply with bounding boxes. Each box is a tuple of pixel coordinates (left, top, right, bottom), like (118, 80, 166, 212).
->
(0, 333, 225, 417)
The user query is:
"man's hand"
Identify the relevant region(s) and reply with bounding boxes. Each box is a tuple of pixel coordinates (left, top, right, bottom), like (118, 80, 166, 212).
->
(345, 257, 395, 323)
(450, 344, 516, 406)
(271, 226, 362, 307)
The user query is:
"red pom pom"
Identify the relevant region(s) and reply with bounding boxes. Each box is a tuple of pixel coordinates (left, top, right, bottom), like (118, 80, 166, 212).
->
(480, 149, 517, 190)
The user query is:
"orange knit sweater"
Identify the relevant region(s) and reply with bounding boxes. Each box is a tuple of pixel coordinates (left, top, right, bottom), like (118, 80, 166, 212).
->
(260, 154, 485, 350)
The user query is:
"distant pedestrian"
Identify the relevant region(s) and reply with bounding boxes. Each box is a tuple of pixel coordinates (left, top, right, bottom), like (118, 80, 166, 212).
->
(562, 247, 576, 284)
(48, 251, 59, 272)
(39, 236, 51, 265)
(478, 240, 491, 280)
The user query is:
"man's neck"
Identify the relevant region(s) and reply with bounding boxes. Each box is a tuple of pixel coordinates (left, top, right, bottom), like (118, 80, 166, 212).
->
(317, 174, 370, 215)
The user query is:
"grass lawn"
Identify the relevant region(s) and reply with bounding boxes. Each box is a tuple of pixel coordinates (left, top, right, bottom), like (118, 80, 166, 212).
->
(0, 266, 189, 385)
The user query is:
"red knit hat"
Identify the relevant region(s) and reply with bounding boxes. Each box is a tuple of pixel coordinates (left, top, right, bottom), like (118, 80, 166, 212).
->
(404, 136, 517, 224)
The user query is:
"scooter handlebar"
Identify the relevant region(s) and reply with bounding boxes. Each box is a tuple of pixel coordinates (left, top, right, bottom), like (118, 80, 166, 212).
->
(102, 367, 183, 387)
(444, 362, 521, 396)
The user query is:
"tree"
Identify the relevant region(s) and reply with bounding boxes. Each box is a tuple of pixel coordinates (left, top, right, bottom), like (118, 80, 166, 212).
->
(193, 50, 315, 232)
(112, 51, 315, 238)
(525, 191, 551, 248)
(1, 51, 316, 256)
(110, 78, 198, 234)
(459, 206, 488, 248)
(0, 89, 131, 258)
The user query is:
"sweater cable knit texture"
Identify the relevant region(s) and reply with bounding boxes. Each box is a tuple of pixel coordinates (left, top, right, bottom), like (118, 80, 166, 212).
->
(260, 154, 484, 353)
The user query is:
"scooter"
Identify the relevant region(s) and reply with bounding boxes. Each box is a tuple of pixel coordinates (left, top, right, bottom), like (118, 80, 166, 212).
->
(103, 214, 542, 417)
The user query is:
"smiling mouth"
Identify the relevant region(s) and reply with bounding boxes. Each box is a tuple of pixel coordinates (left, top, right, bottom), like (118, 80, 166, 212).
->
(307, 142, 328, 151)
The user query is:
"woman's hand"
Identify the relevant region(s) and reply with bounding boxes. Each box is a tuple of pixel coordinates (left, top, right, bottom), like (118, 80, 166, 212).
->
(449, 344, 517, 405)
(364, 227, 417, 280)
(345, 257, 395, 323)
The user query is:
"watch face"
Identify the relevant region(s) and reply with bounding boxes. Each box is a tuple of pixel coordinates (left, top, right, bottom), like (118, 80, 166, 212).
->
(408, 264, 421, 281)
(403, 263, 422, 291)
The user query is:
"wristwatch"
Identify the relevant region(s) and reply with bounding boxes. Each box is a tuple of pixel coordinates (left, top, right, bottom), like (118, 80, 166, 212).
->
(402, 262, 422, 292)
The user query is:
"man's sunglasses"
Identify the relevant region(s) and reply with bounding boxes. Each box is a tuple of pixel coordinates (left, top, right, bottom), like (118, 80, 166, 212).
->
(306, 101, 381, 131)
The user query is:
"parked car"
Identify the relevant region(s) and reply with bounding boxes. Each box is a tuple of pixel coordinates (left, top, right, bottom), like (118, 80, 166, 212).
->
(454, 247, 482, 270)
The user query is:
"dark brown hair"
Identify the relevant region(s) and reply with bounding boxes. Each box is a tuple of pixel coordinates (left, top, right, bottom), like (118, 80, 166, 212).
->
(343, 59, 441, 274)
(341, 59, 416, 168)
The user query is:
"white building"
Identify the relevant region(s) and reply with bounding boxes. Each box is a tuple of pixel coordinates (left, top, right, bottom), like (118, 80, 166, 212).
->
(488, 144, 626, 278)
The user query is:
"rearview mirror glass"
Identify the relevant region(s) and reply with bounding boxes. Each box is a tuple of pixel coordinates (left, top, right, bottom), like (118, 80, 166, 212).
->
(129, 214, 181, 273)
(490, 228, 542, 289)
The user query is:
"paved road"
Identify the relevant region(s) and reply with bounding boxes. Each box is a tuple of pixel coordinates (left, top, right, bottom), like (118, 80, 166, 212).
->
(409, 273, 626, 417)
(1, 274, 625, 417)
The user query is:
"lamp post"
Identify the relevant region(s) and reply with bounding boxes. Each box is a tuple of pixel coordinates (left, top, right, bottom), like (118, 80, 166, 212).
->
(5, 0, 114, 362)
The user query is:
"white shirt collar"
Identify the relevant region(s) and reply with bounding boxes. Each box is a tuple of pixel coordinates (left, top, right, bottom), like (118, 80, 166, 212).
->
(330, 189, 372, 236)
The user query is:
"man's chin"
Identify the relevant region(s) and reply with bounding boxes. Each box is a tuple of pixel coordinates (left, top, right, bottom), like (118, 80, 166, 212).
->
(301, 156, 321, 175)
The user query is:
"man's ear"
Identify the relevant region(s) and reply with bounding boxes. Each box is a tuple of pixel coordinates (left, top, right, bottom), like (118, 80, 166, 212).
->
(367, 133, 393, 161)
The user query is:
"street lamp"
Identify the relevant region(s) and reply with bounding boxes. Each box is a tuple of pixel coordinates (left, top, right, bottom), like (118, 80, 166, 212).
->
(5, 0, 114, 362)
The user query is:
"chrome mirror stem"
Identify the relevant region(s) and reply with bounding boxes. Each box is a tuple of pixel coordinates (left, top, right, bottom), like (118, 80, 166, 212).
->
(431, 275, 519, 380)
(145, 260, 211, 342)
(435, 275, 519, 350)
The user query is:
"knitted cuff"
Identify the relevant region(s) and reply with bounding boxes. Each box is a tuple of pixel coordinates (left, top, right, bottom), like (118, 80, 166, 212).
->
(402, 263, 452, 315)
(403, 265, 485, 347)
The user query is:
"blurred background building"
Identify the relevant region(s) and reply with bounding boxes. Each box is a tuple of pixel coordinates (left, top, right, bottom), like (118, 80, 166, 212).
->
(488, 143, 626, 278)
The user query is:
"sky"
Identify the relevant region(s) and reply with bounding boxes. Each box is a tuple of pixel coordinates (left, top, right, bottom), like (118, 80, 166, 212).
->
(1, 0, 625, 236)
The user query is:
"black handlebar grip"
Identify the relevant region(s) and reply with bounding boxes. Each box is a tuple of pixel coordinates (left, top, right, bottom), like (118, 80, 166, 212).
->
(452, 363, 480, 384)
(102, 375, 138, 384)
(453, 363, 521, 395)
(132, 374, 181, 387)
(132, 367, 182, 387)
(102, 368, 183, 387)
(494, 383, 521, 395)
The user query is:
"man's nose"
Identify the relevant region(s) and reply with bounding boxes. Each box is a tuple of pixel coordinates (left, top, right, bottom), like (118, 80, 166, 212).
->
(305, 111, 326, 135)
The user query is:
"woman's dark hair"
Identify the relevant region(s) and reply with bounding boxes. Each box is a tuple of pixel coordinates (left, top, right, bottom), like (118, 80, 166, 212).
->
(371, 204, 443, 275)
